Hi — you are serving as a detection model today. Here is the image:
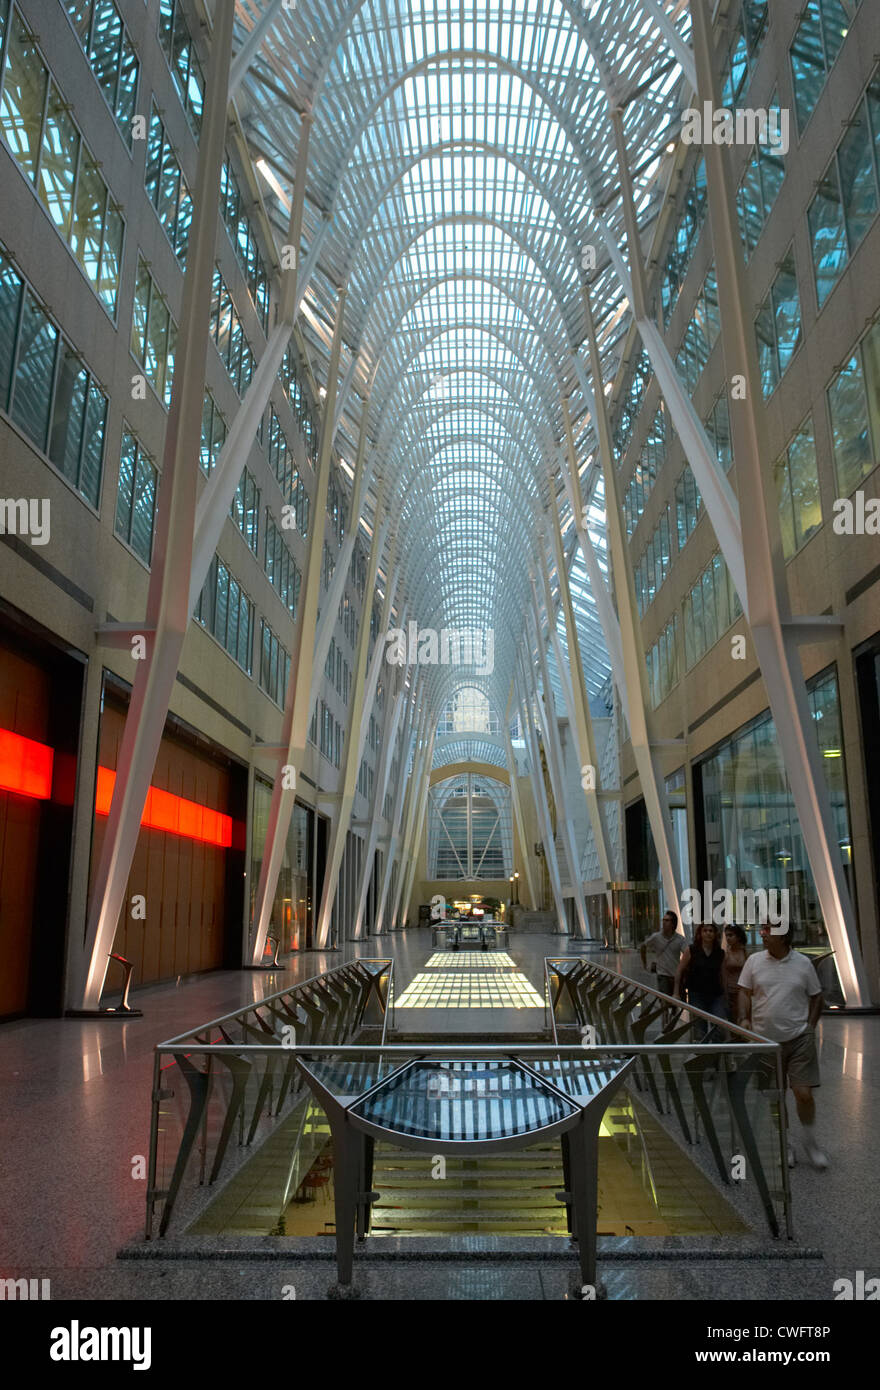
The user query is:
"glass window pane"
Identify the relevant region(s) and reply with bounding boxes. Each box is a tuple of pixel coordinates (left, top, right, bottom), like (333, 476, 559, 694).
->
(755, 296, 778, 395)
(0, 252, 24, 411)
(838, 113, 878, 252)
(71, 155, 106, 290)
(828, 354, 871, 497)
(145, 288, 168, 393)
(788, 421, 822, 551)
(115, 430, 136, 541)
(773, 253, 802, 372)
(48, 343, 87, 484)
(808, 162, 847, 308)
(115, 37, 138, 138)
(38, 83, 79, 237)
(773, 450, 796, 562)
(0, 15, 48, 183)
(790, 11, 825, 135)
(11, 288, 57, 451)
(64, 1, 92, 45)
(131, 450, 156, 562)
(89, 0, 122, 111)
(131, 259, 150, 364)
(80, 381, 106, 507)
(98, 201, 123, 315)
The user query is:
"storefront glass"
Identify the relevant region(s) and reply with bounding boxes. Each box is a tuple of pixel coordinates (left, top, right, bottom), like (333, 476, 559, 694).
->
(697, 668, 852, 947)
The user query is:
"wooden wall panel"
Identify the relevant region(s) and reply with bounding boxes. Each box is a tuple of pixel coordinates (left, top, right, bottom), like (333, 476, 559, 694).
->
(94, 694, 235, 992)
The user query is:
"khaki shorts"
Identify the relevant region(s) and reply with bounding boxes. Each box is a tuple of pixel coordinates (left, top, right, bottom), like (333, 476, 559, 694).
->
(780, 1028, 820, 1089)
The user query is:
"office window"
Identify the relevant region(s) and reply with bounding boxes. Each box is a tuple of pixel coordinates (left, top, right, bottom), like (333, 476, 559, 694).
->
(196, 555, 254, 673)
(63, 0, 138, 144)
(684, 552, 742, 670)
(773, 418, 822, 561)
(0, 13, 124, 315)
(279, 342, 318, 465)
(115, 430, 157, 564)
(0, 245, 107, 505)
(808, 84, 880, 308)
(131, 255, 177, 407)
(660, 158, 707, 328)
(268, 406, 309, 535)
(699, 668, 852, 945)
(827, 326, 880, 497)
(675, 465, 702, 551)
(736, 118, 786, 260)
(754, 248, 802, 397)
(705, 393, 732, 474)
(145, 105, 192, 266)
(647, 614, 679, 710)
(259, 619, 290, 708)
(157, 0, 204, 140)
(200, 390, 226, 475)
(219, 157, 271, 333)
(231, 468, 259, 552)
(675, 266, 720, 391)
(790, 0, 851, 136)
(264, 512, 301, 616)
(209, 269, 255, 396)
(721, 0, 769, 109)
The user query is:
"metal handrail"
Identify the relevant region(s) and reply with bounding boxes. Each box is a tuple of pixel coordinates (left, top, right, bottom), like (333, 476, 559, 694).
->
(157, 957, 393, 1047)
(544, 955, 793, 1240)
(545, 955, 777, 1045)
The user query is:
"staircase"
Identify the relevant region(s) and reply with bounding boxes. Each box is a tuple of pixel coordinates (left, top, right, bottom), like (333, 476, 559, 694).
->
(368, 1140, 569, 1235)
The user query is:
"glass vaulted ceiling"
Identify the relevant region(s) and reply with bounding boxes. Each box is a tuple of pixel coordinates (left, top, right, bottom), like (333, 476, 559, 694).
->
(233, 0, 688, 738)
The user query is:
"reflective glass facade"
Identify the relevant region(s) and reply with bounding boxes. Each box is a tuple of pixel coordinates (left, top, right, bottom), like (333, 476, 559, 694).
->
(697, 669, 852, 947)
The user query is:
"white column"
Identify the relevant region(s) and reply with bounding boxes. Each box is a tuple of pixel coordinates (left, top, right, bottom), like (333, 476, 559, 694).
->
(352, 676, 406, 938)
(503, 686, 538, 910)
(528, 586, 591, 938)
(568, 291, 684, 921)
(314, 501, 393, 945)
(78, 1, 237, 1009)
(516, 672, 568, 934)
(249, 287, 348, 964)
(543, 503, 617, 911)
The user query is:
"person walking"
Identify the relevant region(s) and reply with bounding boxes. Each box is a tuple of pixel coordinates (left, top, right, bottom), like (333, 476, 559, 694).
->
(737, 923, 826, 1169)
(640, 910, 686, 1030)
(674, 921, 726, 1040)
(721, 924, 748, 1020)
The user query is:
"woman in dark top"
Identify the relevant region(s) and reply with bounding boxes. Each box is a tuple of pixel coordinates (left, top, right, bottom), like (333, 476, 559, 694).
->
(674, 921, 726, 1039)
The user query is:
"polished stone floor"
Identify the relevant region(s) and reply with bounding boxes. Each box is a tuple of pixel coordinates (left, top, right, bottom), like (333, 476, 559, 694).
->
(0, 929, 877, 1300)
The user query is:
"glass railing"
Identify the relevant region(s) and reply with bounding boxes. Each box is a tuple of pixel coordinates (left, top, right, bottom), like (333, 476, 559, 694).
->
(146, 959, 392, 1237)
(544, 957, 793, 1239)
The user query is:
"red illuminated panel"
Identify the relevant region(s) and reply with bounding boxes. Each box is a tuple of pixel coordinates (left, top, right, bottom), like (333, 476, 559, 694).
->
(0, 728, 54, 799)
(95, 767, 234, 847)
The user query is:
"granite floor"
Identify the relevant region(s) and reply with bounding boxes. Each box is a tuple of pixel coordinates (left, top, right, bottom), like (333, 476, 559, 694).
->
(0, 930, 877, 1300)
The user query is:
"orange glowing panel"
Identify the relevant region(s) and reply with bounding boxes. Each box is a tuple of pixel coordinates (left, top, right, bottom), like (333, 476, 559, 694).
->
(0, 728, 54, 799)
(95, 767, 234, 847)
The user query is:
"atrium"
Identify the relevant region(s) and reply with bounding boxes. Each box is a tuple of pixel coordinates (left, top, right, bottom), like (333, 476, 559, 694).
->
(0, 0, 878, 1325)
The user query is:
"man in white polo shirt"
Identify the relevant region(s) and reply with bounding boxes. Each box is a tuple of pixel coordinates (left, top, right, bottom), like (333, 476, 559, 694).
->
(738, 922, 826, 1169)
